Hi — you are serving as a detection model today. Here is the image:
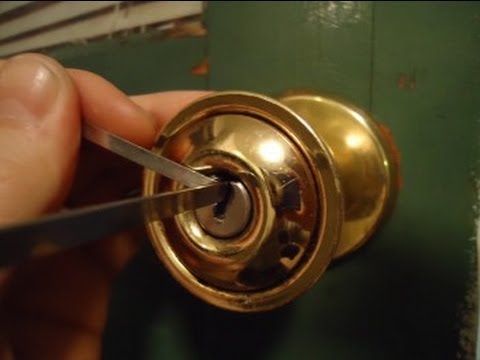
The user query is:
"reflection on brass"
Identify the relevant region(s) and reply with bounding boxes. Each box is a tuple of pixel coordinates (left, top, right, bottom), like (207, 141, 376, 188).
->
(143, 91, 399, 312)
(279, 93, 399, 257)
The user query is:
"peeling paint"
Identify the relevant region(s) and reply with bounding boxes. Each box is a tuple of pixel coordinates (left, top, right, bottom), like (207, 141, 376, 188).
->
(475, 178, 480, 359)
(191, 57, 209, 76)
(456, 266, 477, 359)
(455, 180, 479, 359)
(397, 72, 416, 90)
(303, 1, 368, 28)
(164, 20, 207, 39)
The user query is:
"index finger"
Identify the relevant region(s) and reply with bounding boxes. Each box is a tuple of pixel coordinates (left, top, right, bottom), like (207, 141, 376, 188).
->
(130, 90, 211, 132)
(68, 69, 209, 148)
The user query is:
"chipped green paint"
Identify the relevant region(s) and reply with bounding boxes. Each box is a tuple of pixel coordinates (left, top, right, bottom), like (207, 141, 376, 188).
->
(45, 2, 479, 359)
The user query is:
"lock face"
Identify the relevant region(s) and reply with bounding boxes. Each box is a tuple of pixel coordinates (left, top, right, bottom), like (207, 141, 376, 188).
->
(143, 91, 398, 312)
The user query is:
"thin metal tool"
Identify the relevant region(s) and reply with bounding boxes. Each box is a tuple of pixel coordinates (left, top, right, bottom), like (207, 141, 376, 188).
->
(0, 184, 226, 267)
(0, 124, 226, 267)
(83, 123, 215, 187)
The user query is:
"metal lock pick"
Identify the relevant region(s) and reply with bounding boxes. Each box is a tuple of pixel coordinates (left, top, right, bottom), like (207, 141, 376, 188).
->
(0, 123, 229, 267)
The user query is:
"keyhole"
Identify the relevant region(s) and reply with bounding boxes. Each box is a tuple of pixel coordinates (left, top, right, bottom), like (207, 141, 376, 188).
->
(213, 182, 234, 220)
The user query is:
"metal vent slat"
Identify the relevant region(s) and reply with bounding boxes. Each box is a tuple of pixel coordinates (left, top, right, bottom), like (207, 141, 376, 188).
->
(0, 1, 121, 42)
(0, 1, 34, 16)
(0, 1, 203, 57)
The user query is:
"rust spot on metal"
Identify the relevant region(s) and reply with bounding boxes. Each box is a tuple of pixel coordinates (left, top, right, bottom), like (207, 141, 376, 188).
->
(397, 73, 416, 91)
(191, 58, 209, 76)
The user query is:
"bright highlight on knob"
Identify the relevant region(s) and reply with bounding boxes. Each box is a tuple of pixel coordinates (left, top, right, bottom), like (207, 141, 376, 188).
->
(345, 133, 365, 149)
(258, 140, 285, 164)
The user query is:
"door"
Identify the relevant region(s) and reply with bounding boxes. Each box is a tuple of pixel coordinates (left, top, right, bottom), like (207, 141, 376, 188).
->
(13, 1, 479, 359)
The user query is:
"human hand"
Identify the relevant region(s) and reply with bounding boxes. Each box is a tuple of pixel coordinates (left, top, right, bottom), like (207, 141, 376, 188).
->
(0, 53, 208, 359)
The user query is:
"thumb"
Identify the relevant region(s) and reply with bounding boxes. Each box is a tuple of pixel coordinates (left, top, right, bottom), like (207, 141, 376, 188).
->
(0, 54, 80, 225)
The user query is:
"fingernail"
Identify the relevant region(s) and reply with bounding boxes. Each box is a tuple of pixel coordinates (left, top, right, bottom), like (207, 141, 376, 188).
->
(0, 56, 60, 124)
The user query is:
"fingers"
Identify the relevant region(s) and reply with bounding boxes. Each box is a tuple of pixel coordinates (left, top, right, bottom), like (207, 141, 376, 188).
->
(0, 54, 80, 224)
(68, 69, 158, 148)
(0, 55, 211, 359)
(68, 70, 210, 147)
(0, 53, 211, 239)
(131, 90, 211, 131)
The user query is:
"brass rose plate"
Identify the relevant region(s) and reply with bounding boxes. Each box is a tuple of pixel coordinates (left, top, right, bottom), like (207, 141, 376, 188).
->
(143, 91, 400, 312)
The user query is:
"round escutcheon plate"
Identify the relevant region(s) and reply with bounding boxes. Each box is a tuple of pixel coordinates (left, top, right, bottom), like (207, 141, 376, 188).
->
(143, 91, 399, 312)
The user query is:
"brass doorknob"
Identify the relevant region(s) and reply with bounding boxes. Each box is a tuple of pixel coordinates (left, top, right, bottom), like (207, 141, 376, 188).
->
(143, 91, 400, 312)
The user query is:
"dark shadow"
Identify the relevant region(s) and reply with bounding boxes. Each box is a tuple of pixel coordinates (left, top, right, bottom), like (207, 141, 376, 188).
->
(102, 212, 476, 359)
(102, 238, 294, 360)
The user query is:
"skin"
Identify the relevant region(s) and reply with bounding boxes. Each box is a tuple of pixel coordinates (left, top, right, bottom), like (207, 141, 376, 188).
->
(0, 53, 209, 359)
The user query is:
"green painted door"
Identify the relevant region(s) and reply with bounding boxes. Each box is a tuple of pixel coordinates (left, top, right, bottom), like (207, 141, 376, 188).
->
(48, 2, 479, 359)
